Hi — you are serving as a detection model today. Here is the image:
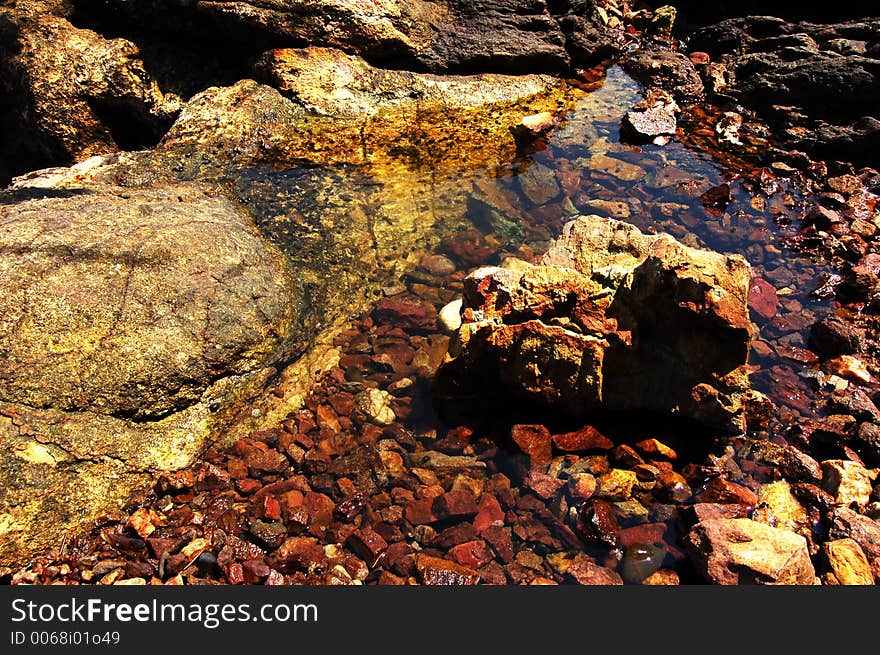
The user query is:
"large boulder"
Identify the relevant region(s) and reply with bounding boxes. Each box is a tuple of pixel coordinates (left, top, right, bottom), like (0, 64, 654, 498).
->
(435, 215, 753, 433)
(72, 0, 620, 73)
(685, 518, 817, 585)
(0, 184, 297, 566)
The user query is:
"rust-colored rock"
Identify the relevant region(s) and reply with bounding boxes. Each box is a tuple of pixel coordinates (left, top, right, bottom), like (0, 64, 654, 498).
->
(552, 426, 613, 452)
(415, 554, 480, 586)
(437, 215, 753, 434)
(510, 424, 553, 465)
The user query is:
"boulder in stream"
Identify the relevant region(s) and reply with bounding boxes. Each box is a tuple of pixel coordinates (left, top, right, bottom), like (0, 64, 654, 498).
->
(435, 215, 753, 434)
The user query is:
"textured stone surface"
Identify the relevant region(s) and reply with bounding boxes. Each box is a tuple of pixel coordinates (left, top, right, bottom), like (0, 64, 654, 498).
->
(437, 215, 753, 433)
(686, 518, 816, 585)
(823, 539, 874, 585)
(0, 0, 180, 181)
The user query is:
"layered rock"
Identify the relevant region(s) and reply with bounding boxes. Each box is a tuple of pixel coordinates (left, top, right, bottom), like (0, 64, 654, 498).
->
(72, 0, 620, 73)
(435, 215, 753, 433)
(688, 16, 880, 164)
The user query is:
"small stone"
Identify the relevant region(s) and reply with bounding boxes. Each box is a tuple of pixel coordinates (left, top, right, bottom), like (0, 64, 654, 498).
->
(346, 528, 388, 564)
(809, 316, 863, 358)
(249, 519, 286, 549)
(580, 499, 619, 548)
(748, 277, 779, 320)
(419, 254, 456, 277)
(473, 494, 504, 532)
(520, 111, 557, 134)
(823, 539, 874, 585)
(524, 470, 566, 499)
(579, 199, 631, 219)
(552, 426, 613, 452)
(754, 481, 808, 533)
(355, 388, 396, 425)
(438, 298, 463, 333)
(510, 424, 553, 465)
(372, 294, 437, 331)
(655, 470, 692, 503)
(433, 490, 479, 518)
(700, 477, 758, 507)
(567, 557, 623, 585)
(642, 569, 680, 585)
(829, 507, 880, 559)
(622, 94, 678, 141)
(822, 460, 878, 506)
(567, 473, 597, 501)
(415, 554, 480, 585)
(634, 438, 677, 460)
(589, 154, 645, 182)
(826, 355, 875, 385)
(596, 469, 638, 501)
(686, 519, 816, 585)
(448, 540, 494, 570)
(273, 537, 325, 572)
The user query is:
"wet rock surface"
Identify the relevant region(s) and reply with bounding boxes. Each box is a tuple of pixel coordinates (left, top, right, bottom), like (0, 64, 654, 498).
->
(436, 214, 752, 433)
(688, 16, 880, 164)
(4, 2, 880, 586)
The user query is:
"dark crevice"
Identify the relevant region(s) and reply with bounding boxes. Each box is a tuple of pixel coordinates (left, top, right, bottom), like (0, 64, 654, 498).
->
(84, 98, 168, 153)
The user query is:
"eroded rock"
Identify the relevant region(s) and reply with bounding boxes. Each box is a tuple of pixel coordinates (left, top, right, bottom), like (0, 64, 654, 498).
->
(436, 215, 753, 433)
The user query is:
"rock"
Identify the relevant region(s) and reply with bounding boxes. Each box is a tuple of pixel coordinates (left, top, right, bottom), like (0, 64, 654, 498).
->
(748, 277, 779, 320)
(518, 161, 561, 206)
(823, 539, 874, 585)
(419, 254, 457, 277)
(754, 481, 808, 534)
(829, 507, 880, 560)
(743, 390, 775, 432)
(822, 460, 878, 507)
(621, 47, 704, 102)
(700, 478, 758, 507)
(249, 519, 287, 549)
(447, 540, 494, 570)
(436, 215, 753, 434)
(596, 469, 638, 501)
(567, 473, 598, 501)
(588, 154, 645, 182)
(415, 554, 480, 585)
(346, 528, 389, 564)
(686, 518, 816, 585)
(552, 426, 613, 452)
(809, 316, 864, 358)
(621, 89, 678, 142)
(72, 0, 619, 74)
(689, 16, 880, 165)
(0, 185, 296, 567)
(273, 537, 325, 573)
(567, 558, 624, 585)
(856, 423, 880, 462)
(826, 355, 875, 385)
(0, 0, 179, 181)
(510, 424, 553, 466)
(439, 299, 464, 334)
(355, 389, 396, 426)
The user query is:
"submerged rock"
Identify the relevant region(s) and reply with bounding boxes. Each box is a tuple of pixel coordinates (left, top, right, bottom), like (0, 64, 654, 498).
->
(436, 214, 753, 434)
(686, 518, 816, 585)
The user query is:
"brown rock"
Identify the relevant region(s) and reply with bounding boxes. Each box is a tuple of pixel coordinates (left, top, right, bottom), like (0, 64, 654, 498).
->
(686, 518, 816, 585)
(748, 277, 779, 320)
(481, 525, 514, 563)
(415, 554, 480, 586)
(447, 540, 494, 570)
(822, 460, 878, 507)
(568, 557, 624, 585)
(700, 477, 758, 507)
(274, 537, 325, 572)
(552, 426, 613, 452)
(437, 215, 753, 434)
(829, 507, 880, 560)
(567, 473, 597, 501)
(346, 528, 389, 564)
(634, 438, 678, 460)
(510, 424, 553, 465)
(433, 490, 479, 519)
(823, 539, 874, 585)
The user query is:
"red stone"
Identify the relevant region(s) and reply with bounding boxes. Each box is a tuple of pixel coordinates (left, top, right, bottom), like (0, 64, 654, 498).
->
(552, 426, 613, 452)
(481, 525, 514, 563)
(236, 478, 262, 495)
(433, 490, 479, 518)
(473, 494, 505, 532)
(748, 277, 779, 320)
(224, 562, 244, 585)
(254, 494, 282, 521)
(415, 554, 480, 585)
(372, 294, 438, 332)
(619, 522, 668, 548)
(567, 554, 623, 585)
(511, 424, 553, 465)
(447, 540, 494, 570)
(689, 503, 751, 523)
(405, 498, 437, 525)
(524, 470, 566, 499)
(700, 477, 758, 507)
(346, 528, 389, 564)
(273, 537, 325, 572)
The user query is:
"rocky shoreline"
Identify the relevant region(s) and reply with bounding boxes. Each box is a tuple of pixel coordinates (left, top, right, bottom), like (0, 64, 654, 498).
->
(1, 1, 879, 585)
